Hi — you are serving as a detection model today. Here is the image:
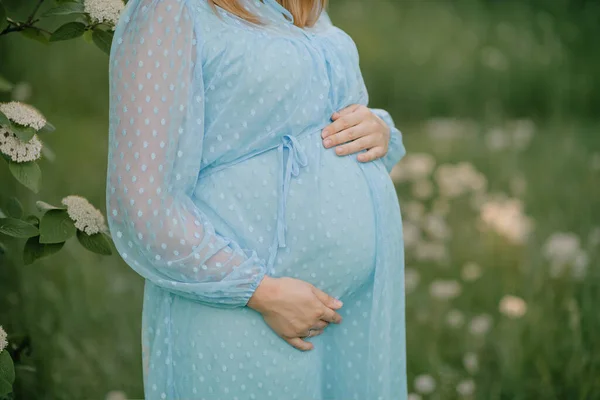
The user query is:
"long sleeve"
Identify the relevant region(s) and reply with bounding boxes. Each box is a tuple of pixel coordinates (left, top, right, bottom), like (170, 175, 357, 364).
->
(370, 107, 406, 172)
(106, 0, 267, 308)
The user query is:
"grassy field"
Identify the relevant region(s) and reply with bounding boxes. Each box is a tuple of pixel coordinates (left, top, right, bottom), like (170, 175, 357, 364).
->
(1, 0, 599, 399)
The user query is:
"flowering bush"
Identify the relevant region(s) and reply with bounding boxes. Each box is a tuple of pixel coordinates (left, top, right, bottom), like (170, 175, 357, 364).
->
(0, 0, 124, 395)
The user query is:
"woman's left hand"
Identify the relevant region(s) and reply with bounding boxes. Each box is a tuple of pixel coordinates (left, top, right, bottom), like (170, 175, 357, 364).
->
(321, 104, 390, 162)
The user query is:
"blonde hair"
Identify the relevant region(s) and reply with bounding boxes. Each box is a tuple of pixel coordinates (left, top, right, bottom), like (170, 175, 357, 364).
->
(208, 0, 327, 28)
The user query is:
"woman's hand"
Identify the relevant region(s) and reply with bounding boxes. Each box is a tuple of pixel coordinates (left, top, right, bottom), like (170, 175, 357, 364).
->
(247, 275, 343, 351)
(321, 104, 390, 162)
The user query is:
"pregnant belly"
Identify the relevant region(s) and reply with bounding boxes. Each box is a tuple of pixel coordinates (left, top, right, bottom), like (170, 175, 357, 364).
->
(193, 130, 378, 300)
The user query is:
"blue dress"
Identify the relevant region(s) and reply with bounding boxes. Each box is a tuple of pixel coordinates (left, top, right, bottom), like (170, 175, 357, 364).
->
(106, 0, 407, 398)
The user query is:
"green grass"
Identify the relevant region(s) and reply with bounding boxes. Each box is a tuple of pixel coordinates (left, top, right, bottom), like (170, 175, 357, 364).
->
(1, 0, 599, 399)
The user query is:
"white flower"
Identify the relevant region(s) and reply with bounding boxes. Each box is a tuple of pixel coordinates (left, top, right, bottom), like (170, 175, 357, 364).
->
(0, 129, 43, 162)
(429, 280, 462, 300)
(402, 222, 422, 249)
(425, 118, 478, 142)
(434, 162, 487, 198)
(479, 196, 533, 244)
(84, 0, 125, 28)
(468, 314, 493, 336)
(392, 153, 436, 183)
(499, 295, 527, 318)
(402, 201, 425, 222)
(414, 374, 436, 394)
(405, 268, 420, 293)
(105, 391, 128, 400)
(0, 101, 46, 130)
(407, 394, 422, 400)
(485, 128, 510, 151)
(463, 352, 479, 374)
(411, 179, 434, 200)
(456, 379, 476, 397)
(422, 214, 451, 241)
(415, 241, 448, 264)
(61, 195, 108, 235)
(446, 309, 465, 328)
(0, 326, 7, 352)
(543, 232, 589, 280)
(461, 262, 482, 282)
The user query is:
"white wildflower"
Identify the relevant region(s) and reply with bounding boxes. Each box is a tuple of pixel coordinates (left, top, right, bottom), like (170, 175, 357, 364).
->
(0, 129, 43, 162)
(461, 262, 482, 282)
(407, 394, 422, 400)
(392, 153, 436, 183)
(415, 241, 448, 264)
(402, 201, 425, 222)
(414, 374, 436, 394)
(425, 118, 478, 142)
(422, 214, 451, 241)
(411, 179, 434, 200)
(435, 162, 487, 198)
(463, 352, 479, 374)
(499, 295, 527, 319)
(61, 195, 108, 235)
(0, 326, 7, 352)
(0, 101, 46, 130)
(543, 232, 589, 280)
(402, 222, 422, 248)
(84, 0, 125, 28)
(105, 391, 128, 400)
(405, 268, 420, 293)
(511, 119, 535, 151)
(479, 196, 533, 244)
(485, 128, 510, 151)
(456, 379, 476, 397)
(429, 280, 462, 300)
(468, 314, 493, 336)
(446, 309, 465, 328)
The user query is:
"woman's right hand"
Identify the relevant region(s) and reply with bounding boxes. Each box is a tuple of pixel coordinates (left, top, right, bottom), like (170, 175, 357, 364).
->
(247, 275, 344, 351)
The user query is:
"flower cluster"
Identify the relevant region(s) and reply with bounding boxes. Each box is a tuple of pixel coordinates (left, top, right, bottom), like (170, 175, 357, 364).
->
(61, 195, 108, 235)
(0, 326, 7, 353)
(0, 129, 43, 162)
(479, 196, 533, 244)
(84, 0, 125, 28)
(0, 101, 46, 130)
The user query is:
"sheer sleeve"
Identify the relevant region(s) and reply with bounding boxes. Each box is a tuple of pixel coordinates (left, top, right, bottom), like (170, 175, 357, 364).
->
(370, 108, 407, 172)
(106, 0, 267, 308)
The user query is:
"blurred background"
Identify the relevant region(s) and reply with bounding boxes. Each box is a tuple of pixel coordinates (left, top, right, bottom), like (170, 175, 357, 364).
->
(1, 0, 599, 399)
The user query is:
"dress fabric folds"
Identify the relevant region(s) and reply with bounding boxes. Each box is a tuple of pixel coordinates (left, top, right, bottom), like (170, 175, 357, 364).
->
(106, 0, 407, 398)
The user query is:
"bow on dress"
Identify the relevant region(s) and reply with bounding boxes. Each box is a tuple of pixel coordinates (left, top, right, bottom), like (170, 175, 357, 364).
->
(266, 134, 308, 273)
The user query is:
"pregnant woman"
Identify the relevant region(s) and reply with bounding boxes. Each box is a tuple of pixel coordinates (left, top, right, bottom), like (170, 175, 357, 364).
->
(106, 0, 407, 398)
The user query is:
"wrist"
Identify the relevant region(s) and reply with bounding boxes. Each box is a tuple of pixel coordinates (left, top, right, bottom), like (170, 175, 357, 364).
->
(247, 274, 278, 312)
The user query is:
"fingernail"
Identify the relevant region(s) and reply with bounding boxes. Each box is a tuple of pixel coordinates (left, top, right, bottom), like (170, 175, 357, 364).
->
(332, 112, 339, 119)
(323, 138, 332, 147)
(335, 146, 344, 154)
(321, 129, 329, 138)
(336, 299, 343, 307)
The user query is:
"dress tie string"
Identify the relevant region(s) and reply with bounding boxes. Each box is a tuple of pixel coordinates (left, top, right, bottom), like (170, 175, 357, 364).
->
(266, 134, 308, 273)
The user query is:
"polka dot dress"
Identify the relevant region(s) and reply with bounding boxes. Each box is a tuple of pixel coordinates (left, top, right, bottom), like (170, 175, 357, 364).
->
(106, 0, 408, 398)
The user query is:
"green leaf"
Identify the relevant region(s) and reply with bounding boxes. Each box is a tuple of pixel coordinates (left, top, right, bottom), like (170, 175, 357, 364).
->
(50, 22, 86, 42)
(0, 217, 39, 238)
(42, 2, 85, 17)
(23, 235, 64, 265)
(0, 377, 12, 397)
(25, 215, 40, 227)
(0, 111, 9, 128)
(9, 123, 36, 142)
(5, 197, 23, 219)
(39, 121, 56, 133)
(92, 28, 113, 56)
(82, 29, 93, 44)
(20, 27, 50, 44)
(0, 75, 12, 93)
(36, 201, 65, 212)
(39, 209, 76, 244)
(0, 351, 15, 386)
(0, 3, 8, 33)
(8, 160, 42, 193)
(76, 230, 112, 255)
